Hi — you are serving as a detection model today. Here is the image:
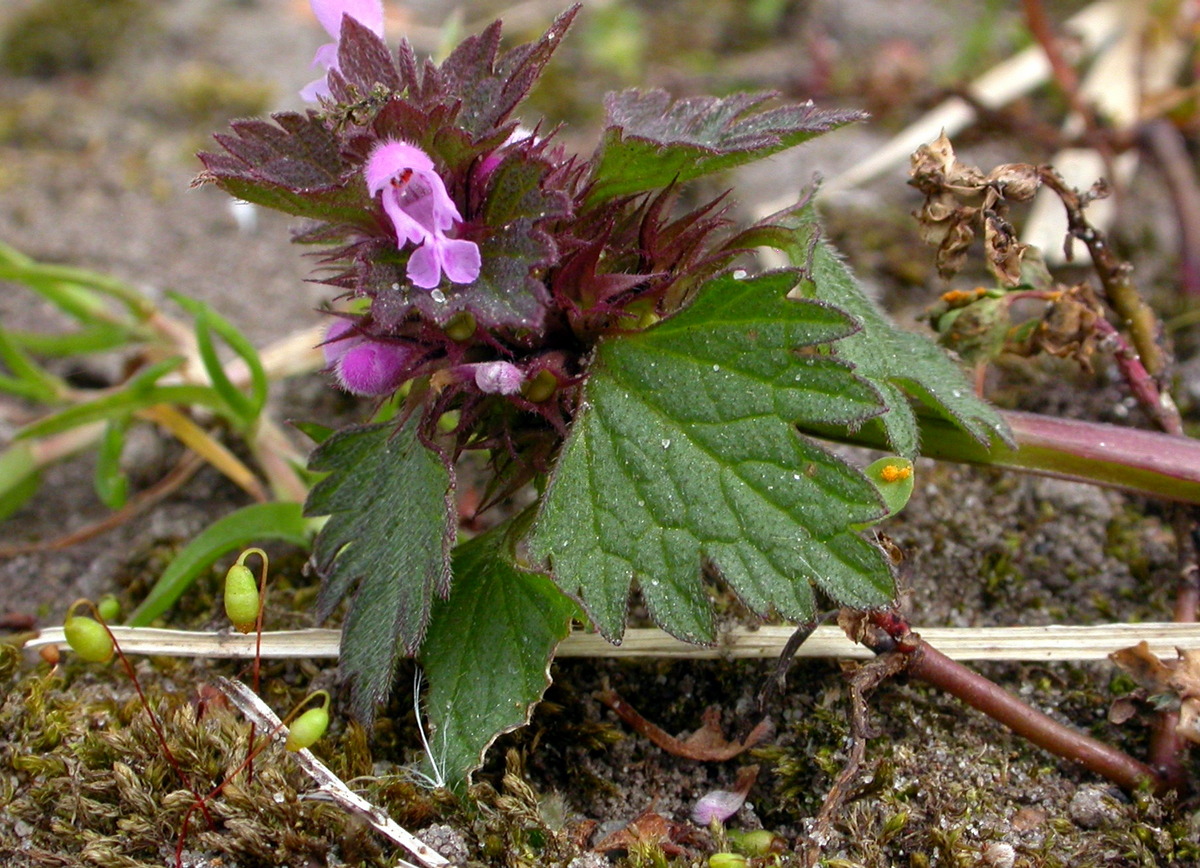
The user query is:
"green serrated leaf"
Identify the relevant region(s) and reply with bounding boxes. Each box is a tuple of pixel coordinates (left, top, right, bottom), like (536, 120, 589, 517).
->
(749, 206, 1012, 455)
(419, 523, 577, 790)
(529, 271, 893, 642)
(587, 91, 863, 205)
(307, 419, 456, 721)
(128, 502, 313, 626)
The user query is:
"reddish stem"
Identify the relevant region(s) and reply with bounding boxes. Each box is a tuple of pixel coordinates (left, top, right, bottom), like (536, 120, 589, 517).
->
(862, 613, 1169, 794)
(905, 641, 1165, 793)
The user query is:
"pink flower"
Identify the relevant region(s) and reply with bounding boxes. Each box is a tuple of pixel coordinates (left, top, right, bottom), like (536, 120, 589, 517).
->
(322, 319, 413, 396)
(300, 0, 385, 102)
(365, 140, 481, 289)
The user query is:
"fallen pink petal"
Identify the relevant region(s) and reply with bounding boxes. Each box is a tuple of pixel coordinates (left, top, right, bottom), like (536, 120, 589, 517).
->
(691, 788, 746, 826)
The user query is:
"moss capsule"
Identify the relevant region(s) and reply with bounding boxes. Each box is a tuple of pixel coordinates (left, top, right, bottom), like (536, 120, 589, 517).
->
(96, 594, 121, 622)
(63, 616, 114, 663)
(285, 705, 329, 752)
(223, 563, 260, 634)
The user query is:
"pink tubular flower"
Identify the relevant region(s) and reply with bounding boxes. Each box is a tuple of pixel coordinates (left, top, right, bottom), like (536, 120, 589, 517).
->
(300, 0, 385, 102)
(365, 140, 481, 289)
(323, 319, 412, 396)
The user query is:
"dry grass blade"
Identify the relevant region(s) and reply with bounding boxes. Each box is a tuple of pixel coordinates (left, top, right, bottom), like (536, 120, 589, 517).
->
(26, 622, 1200, 662)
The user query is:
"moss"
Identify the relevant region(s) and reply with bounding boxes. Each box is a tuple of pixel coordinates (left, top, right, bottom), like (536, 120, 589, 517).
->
(0, 0, 151, 78)
(0, 657, 395, 867)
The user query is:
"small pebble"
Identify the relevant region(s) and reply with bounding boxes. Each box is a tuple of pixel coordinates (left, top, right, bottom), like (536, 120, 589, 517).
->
(1068, 785, 1123, 829)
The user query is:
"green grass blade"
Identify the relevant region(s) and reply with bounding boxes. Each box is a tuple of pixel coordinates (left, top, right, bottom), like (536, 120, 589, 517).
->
(128, 502, 313, 625)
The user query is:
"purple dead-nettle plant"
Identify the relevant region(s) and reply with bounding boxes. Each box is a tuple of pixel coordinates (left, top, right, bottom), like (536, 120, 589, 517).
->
(197, 2, 1007, 789)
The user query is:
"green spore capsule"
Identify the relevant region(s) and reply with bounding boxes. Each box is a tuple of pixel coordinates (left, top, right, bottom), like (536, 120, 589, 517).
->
(285, 705, 330, 752)
(96, 594, 121, 622)
(63, 616, 114, 663)
(223, 563, 260, 634)
(707, 853, 748, 868)
(728, 829, 786, 855)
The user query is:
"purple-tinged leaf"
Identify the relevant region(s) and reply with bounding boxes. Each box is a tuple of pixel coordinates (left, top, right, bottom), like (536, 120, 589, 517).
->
(330, 14, 402, 98)
(196, 112, 374, 226)
(588, 90, 864, 205)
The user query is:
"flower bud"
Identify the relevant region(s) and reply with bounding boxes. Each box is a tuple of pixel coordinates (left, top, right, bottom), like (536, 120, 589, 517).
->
(522, 368, 558, 403)
(224, 563, 260, 634)
(443, 311, 477, 342)
(63, 616, 114, 663)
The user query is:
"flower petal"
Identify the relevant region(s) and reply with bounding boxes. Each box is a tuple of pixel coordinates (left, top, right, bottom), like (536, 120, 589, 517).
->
(311, 0, 384, 39)
(335, 340, 413, 396)
(364, 140, 435, 195)
(438, 237, 481, 284)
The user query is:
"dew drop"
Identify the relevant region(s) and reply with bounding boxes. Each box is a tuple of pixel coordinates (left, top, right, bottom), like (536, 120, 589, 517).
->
(712, 364, 720, 372)
(391, 282, 401, 291)
(661, 439, 671, 449)
(430, 289, 447, 304)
